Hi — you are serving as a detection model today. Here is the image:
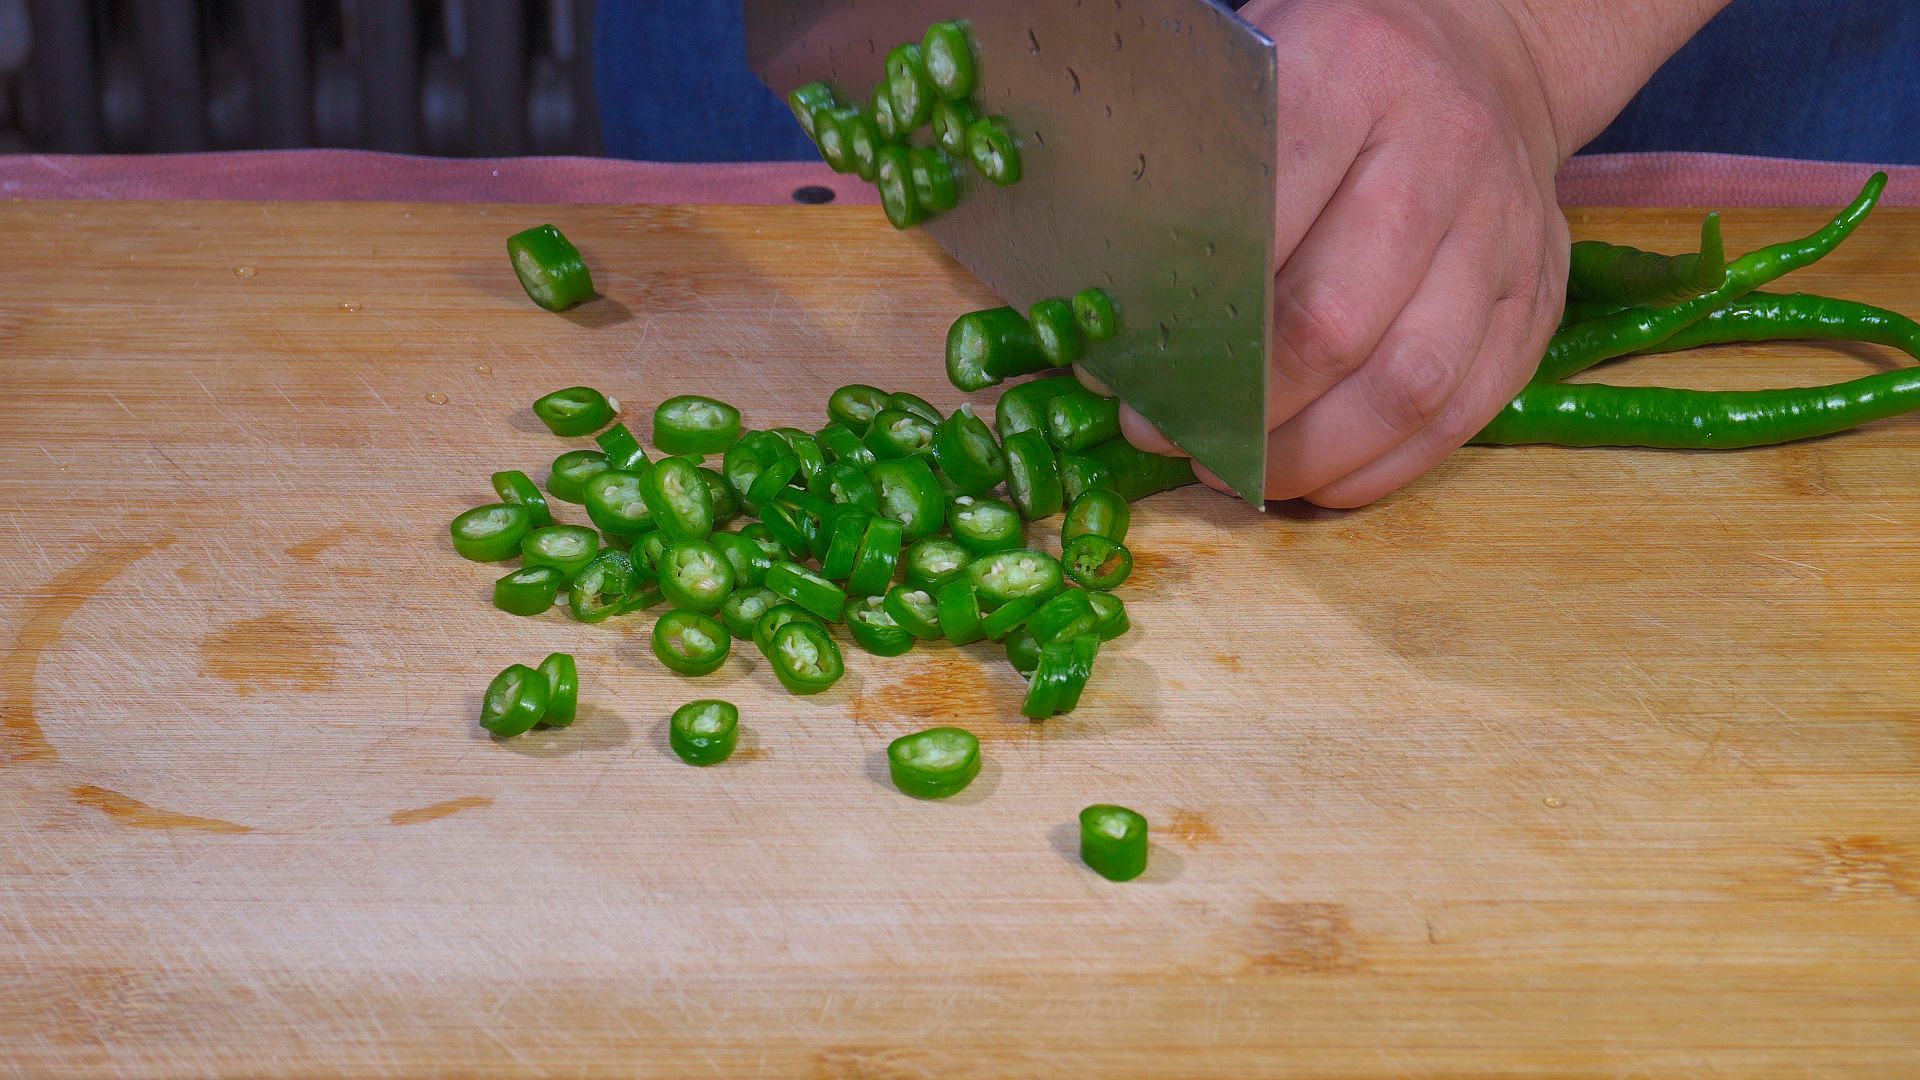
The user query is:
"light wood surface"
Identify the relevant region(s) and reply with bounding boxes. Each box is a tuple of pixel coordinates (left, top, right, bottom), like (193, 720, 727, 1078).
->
(3, 200, 1919, 1078)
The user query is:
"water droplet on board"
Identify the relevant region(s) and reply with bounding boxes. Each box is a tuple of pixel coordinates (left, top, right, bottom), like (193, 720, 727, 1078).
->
(1543, 795, 1564, 808)
(233, 265, 256, 279)
(340, 301, 362, 312)
(425, 392, 450, 405)
(473, 364, 492, 375)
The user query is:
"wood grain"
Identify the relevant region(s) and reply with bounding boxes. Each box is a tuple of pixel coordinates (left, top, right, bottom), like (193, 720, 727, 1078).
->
(2, 200, 1919, 1078)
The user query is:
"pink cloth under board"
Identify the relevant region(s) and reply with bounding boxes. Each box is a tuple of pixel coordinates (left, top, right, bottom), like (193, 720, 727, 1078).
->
(1, 148, 1916, 207)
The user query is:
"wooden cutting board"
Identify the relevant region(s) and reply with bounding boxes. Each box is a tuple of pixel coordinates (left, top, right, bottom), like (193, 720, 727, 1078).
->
(3, 199, 1919, 1078)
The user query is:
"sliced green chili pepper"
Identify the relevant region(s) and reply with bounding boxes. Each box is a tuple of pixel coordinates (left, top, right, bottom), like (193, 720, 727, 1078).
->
(757, 500, 812, 560)
(1057, 452, 1106, 505)
(547, 449, 610, 504)
(935, 579, 986, 645)
(768, 620, 843, 695)
(508, 225, 595, 312)
(725, 430, 793, 507)
(909, 147, 960, 213)
(771, 428, 828, 488)
(767, 561, 847, 621)
(948, 495, 1023, 555)
(1568, 211, 1726, 308)
(1026, 588, 1099, 645)
(1086, 590, 1130, 640)
(980, 594, 1041, 642)
(595, 423, 650, 472)
(788, 81, 835, 139)
(747, 455, 801, 507)
(967, 116, 1022, 186)
(697, 467, 740, 527)
(1046, 389, 1122, 453)
(450, 503, 531, 562)
(930, 98, 977, 157)
(754, 602, 825, 657)
(481, 662, 550, 737)
(885, 42, 935, 128)
(887, 727, 981, 799)
(654, 395, 742, 456)
(947, 306, 1049, 391)
(883, 584, 944, 640)
(845, 595, 915, 656)
(532, 385, 614, 436)
(876, 144, 922, 231)
(847, 110, 884, 182)
(720, 585, 780, 639)
(521, 524, 600, 582)
(735, 522, 784, 562)
(1002, 431, 1063, 520)
(651, 609, 730, 676)
(570, 550, 638, 624)
(490, 469, 553, 528)
(639, 456, 714, 541)
(1029, 298, 1086, 367)
(870, 82, 901, 142)
(864, 407, 938, 460)
(820, 506, 874, 580)
(583, 470, 654, 537)
(921, 20, 976, 100)
(535, 652, 577, 728)
(670, 699, 739, 765)
(637, 530, 669, 575)
(931, 403, 1006, 495)
(818, 421, 879, 471)
(1005, 625, 1042, 674)
(1072, 287, 1119, 342)
(710, 531, 773, 588)
(493, 565, 563, 616)
(847, 517, 905, 597)
(829, 384, 892, 432)
(1064, 534, 1132, 589)
(1075, 439, 1199, 502)
(967, 548, 1064, 610)
(814, 105, 860, 174)
(1063, 489, 1130, 544)
(1079, 804, 1148, 881)
(887, 391, 942, 423)
(778, 490, 834, 556)
(995, 374, 1080, 437)
(658, 539, 736, 613)
(905, 536, 972, 591)
(1021, 636, 1093, 719)
(812, 459, 880, 510)
(1059, 633, 1099, 712)
(869, 456, 946, 541)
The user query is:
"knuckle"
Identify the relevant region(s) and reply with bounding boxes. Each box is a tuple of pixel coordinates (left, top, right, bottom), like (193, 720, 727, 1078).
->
(1365, 344, 1460, 435)
(1273, 286, 1374, 385)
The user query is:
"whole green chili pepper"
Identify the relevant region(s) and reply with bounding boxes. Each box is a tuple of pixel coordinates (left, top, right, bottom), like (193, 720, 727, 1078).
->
(1566, 211, 1725, 307)
(1635, 292, 1920, 358)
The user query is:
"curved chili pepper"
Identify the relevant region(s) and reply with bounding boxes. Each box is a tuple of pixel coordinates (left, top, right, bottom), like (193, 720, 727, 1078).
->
(1637, 292, 1920, 358)
(1567, 211, 1725, 308)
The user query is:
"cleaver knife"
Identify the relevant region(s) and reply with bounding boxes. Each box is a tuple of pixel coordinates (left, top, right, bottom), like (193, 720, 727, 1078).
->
(745, 0, 1278, 505)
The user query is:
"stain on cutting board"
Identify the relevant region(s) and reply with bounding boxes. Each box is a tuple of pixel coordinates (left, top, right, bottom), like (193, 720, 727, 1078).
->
(200, 611, 343, 695)
(1239, 901, 1366, 973)
(1164, 809, 1221, 846)
(69, 785, 251, 834)
(389, 795, 493, 826)
(850, 654, 1038, 743)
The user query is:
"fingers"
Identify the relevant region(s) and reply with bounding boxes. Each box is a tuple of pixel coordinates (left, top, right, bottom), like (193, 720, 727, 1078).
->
(1255, 225, 1499, 500)
(1117, 404, 1182, 456)
(1073, 367, 1113, 397)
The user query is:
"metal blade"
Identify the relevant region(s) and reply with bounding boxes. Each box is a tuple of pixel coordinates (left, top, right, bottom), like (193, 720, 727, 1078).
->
(747, 0, 1276, 504)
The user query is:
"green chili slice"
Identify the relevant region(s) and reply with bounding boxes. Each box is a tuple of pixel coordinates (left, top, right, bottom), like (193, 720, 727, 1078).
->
(655, 395, 742, 456)
(772, 428, 829, 487)
(905, 536, 973, 591)
(493, 565, 563, 616)
(820, 506, 874, 580)
(508, 225, 595, 312)
(521, 524, 600, 582)
(1002, 431, 1063, 520)
(980, 594, 1042, 642)
(948, 495, 1023, 555)
(995, 374, 1080, 437)
(1057, 452, 1107, 505)
(863, 407, 938, 460)
(640, 456, 714, 541)
(481, 663, 550, 737)
(719, 585, 780, 639)
(814, 105, 860, 173)
(450, 503, 532, 562)
(1079, 804, 1148, 881)
(967, 548, 1064, 610)
(921, 20, 977, 100)
(788, 81, 835, 139)
(876, 145, 922, 230)
(768, 620, 844, 695)
(909, 147, 960, 214)
(583, 469, 655, 537)
(753, 602, 825, 657)
(1026, 588, 1099, 645)
(1086, 590, 1130, 640)
(651, 609, 731, 676)
(536, 652, 578, 728)
(845, 595, 915, 657)
(658, 539, 736, 614)
(637, 531, 669, 574)
(846, 110, 884, 182)
(871, 82, 902, 141)
(828, 384, 891, 431)
(947, 306, 1048, 391)
(778, 490, 834, 556)
(532, 385, 613, 436)
(1064, 535, 1132, 589)
(935, 579, 986, 645)
(932, 403, 1006, 495)
(767, 561, 847, 621)
(887, 727, 981, 799)
(1072, 287, 1119, 341)
(595, 422, 650, 472)
(885, 42, 935, 128)
(1029, 298, 1086, 367)
(930, 97, 977, 157)
(569, 551, 639, 624)
(847, 517, 905, 597)
(869, 456, 946, 541)
(883, 584, 944, 640)
(1062, 489, 1131, 544)
(967, 116, 1022, 186)
(1021, 641, 1073, 719)
(1046, 389, 1122, 452)
(1004, 626, 1042, 675)
(670, 699, 739, 765)
(818, 421, 880, 468)
(697, 467, 740, 527)
(1074, 439, 1198, 501)
(811, 459, 879, 510)
(724, 430, 792, 508)
(888, 392, 942, 423)
(490, 469, 553, 528)
(757, 500, 812, 560)
(547, 449, 610, 504)
(710, 531, 773, 588)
